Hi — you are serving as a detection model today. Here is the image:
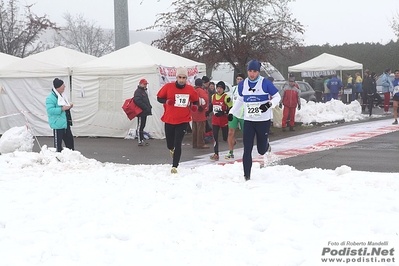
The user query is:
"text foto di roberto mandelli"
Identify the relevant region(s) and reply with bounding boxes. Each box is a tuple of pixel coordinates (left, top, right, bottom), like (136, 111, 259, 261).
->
(328, 241, 390, 246)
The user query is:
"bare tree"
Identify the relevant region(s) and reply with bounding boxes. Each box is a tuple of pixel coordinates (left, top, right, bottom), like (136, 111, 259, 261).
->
(0, 0, 57, 57)
(391, 11, 399, 40)
(52, 13, 114, 57)
(149, 0, 304, 74)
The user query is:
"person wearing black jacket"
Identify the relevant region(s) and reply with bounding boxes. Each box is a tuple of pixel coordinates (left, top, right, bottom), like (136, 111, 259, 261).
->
(361, 71, 371, 112)
(367, 72, 383, 117)
(314, 75, 325, 102)
(134, 79, 152, 146)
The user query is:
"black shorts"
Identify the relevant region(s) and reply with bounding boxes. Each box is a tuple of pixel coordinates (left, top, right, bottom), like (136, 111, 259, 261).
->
(393, 95, 399, 102)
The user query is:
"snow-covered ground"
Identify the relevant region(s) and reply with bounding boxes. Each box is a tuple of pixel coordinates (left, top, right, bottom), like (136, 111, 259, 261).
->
(0, 100, 398, 266)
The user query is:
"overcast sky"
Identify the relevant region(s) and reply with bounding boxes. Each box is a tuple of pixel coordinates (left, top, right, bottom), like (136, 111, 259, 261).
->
(27, 0, 399, 46)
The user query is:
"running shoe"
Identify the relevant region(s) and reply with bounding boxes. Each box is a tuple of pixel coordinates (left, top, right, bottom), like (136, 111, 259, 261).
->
(267, 143, 271, 153)
(138, 140, 149, 146)
(225, 152, 234, 159)
(210, 154, 219, 161)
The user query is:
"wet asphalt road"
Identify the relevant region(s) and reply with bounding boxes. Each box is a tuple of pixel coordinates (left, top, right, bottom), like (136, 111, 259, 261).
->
(277, 130, 399, 173)
(32, 109, 399, 173)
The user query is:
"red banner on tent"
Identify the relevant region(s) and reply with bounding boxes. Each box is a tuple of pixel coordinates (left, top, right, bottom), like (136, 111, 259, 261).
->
(159, 66, 200, 87)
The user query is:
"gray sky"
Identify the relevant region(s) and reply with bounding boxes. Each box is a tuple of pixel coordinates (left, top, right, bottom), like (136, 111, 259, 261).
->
(27, 0, 399, 46)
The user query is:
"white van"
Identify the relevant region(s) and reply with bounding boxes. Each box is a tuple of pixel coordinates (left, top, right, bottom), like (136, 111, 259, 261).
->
(211, 62, 284, 85)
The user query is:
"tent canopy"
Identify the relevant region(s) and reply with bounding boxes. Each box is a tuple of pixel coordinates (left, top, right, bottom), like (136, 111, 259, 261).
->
(0, 52, 22, 67)
(0, 46, 97, 78)
(0, 47, 97, 135)
(70, 42, 206, 138)
(73, 42, 206, 76)
(288, 53, 363, 74)
(1, 43, 206, 138)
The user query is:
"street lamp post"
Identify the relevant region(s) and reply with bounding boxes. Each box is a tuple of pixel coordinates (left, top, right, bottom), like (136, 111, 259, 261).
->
(114, 0, 130, 50)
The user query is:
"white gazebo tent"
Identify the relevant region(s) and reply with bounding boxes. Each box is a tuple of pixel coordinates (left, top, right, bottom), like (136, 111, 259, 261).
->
(288, 53, 363, 78)
(0, 47, 97, 135)
(71, 42, 206, 139)
(0, 52, 22, 67)
(0, 52, 22, 134)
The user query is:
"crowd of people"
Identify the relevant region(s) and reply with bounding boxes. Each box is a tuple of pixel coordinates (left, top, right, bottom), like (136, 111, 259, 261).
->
(45, 63, 398, 180)
(45, 59, 280, 180)
(154, 60, 279, 178)
(309, 69, 399, 122)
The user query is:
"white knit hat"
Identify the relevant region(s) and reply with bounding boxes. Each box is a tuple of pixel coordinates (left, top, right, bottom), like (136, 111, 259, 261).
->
(176, 67, 188, 77)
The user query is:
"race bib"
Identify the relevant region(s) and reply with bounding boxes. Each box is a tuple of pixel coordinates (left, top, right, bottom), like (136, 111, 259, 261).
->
(174, 94, 190, 107)
(394, 86, 399, 94)
(213, 105, 222, 113)
(245, 102, 261, 118)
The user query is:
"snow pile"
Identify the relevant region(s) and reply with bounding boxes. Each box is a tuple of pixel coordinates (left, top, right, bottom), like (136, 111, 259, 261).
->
(334, 165, 352, 175)
(0, 126, 34, 154)
(296, 99, 366, 124)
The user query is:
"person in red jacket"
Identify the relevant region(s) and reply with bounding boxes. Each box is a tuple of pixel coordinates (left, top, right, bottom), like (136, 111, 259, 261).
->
(206, 81, 232, 161)
(157, 67, 199, 174)
(191, 78, 209, 149)
(279, 77, 301, 131)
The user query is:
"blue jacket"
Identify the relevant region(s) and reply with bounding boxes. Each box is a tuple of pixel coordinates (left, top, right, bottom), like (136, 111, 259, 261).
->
(381, 73, 393, 93)
(327, 77, 343, 94)
(46, 90, 67, 129)
(393, 78, 399, 97)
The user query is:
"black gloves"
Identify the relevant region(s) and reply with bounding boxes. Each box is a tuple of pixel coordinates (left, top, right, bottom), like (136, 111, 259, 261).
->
(215, 111, 225, 117)
(279, 103, 282, 109)
(228, 114, 233, 121)
(205, 109, 229, 117)
(198, 106, 204, 112)
(259, 102, 272, 113)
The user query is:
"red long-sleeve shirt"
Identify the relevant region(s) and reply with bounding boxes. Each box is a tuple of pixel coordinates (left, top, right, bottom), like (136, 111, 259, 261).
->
(157, 82, 199, 124)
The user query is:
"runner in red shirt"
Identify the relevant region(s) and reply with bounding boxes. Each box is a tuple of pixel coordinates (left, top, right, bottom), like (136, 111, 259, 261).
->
(157, 67, 199, 174)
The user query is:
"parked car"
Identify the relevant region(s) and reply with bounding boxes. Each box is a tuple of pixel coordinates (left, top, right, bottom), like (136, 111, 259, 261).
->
(273, 80, 317, 102)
